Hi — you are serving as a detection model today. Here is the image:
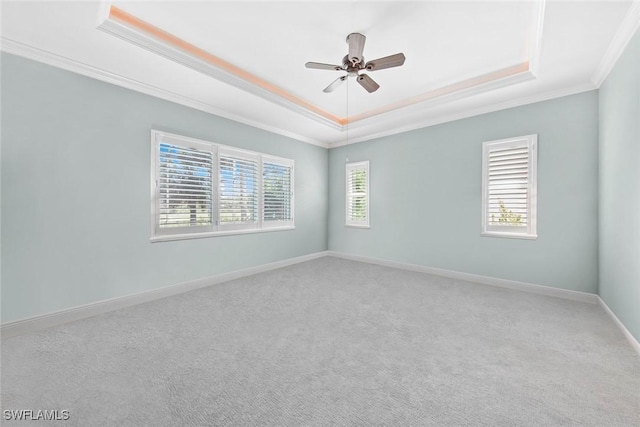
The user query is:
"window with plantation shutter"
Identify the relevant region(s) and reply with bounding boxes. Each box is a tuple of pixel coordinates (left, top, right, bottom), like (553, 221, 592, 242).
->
(218, 149, 259, 230)
(262, 158, 294, 228)
(482, 135, 537, 239)
(151, 131, 294, 241)
(346, 161, 370, 228)
(155, 136, 214, 235)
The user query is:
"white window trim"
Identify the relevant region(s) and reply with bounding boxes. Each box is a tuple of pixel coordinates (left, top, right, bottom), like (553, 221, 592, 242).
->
(150, 130, 294, 242)
(217, 146, 261, 232)
(481, 134, 537, 240)
(261, 155, 295, 230)
(345, 160, 370, 228)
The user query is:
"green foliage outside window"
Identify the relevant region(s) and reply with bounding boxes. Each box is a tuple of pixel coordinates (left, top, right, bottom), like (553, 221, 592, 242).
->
(350, 169, 367, 220)
(491, 200, 523, 226)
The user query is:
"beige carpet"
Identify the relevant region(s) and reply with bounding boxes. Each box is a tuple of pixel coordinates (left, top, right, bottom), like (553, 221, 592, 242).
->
(2, 257, 639, 426)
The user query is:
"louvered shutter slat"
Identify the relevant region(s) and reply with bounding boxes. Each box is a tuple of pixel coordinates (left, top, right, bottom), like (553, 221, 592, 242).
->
(219, 152, 259, 225)
(346, 162, 369, 226)
(483, 137, 536, 233)
(263, 162, 292, 222)
(158, 142, 213, 229)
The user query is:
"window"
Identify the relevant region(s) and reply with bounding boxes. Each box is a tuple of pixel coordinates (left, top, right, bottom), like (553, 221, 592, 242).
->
(218, 148, 259, 231)
(346, 161, 370, 228)
(482, 134, 537, 239)
(262, 158, 294, 227)
(156, 136, 213, 234)
(151, 131, 294, 241)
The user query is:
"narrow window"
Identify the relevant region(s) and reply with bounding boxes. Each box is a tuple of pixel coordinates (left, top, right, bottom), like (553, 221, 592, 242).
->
(346, 161, 370, 228)
(154, 135, 214, 236)
(218, 148, 259, 231)
(262, 158, 294, 228)
(482, 135, 537, 239)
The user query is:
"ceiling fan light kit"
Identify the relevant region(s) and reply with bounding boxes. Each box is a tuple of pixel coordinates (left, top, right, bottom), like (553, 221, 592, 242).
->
(306, 32, 406, 93)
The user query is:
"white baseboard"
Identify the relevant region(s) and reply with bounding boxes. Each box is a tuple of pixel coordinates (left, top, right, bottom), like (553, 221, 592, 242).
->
(1, 251, 328, 339)
(597, 297, 640, 357)
(330, 251, 640, 357)
(327, 251, 599, 304)
(9, 250, 636, 358)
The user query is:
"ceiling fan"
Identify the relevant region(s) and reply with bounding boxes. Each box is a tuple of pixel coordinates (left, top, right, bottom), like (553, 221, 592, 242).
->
(305, 33, 406, 93)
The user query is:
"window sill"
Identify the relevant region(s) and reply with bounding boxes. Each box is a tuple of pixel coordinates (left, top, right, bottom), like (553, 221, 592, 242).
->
(481, 231, 537, 240)
(150, 226, 295, 243)
(346, 224, 371, 229)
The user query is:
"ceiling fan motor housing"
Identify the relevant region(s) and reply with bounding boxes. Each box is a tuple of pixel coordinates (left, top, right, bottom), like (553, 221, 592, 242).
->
(346, 33, 366, 65)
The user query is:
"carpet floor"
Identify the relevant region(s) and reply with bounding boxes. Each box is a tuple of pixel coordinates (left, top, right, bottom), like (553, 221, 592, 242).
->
(1, 257, 639, 426)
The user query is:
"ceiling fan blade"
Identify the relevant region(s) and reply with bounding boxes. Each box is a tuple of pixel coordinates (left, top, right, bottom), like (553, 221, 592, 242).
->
(323, 75, 347, 93)
(347, 32, 366, 65)
(356, 74, 380, 93)
(365, 53, 406, 71)
(305, 62, 343, 71)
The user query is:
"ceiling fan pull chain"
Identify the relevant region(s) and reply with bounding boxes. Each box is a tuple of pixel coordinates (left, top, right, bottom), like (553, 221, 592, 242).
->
(345, 76, 349, 163)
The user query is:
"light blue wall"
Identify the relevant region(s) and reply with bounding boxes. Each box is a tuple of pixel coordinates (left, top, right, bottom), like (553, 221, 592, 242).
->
(1, 53, 328, 323)
(329, 91, 600, 293)
(598, 29, 640, 342)
(3, 46, 631, 333)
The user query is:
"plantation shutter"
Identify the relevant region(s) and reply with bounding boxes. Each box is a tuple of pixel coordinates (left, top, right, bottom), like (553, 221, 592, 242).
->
(152, 131, 295, 241)
(156, 140, 213, 233)
(482, 135, 537, 238)
(262, 158, 294, 227)
(346, 161, 370, 227)
(218, 148, 259, 229)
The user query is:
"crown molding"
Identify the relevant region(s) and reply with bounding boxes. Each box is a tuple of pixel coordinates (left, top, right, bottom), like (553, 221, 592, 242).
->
(2, 35, 591, 152)
(528, 0, 546, 77)
(328, 82, 596, 148)
(591, 0, 640, 88)
(343, 0, 545, 126)
(345, 64, 534, 130)
(97, 5, 344, 130)
(97, 3, 545, 131)
(2, 1, 563, 151)
(0, 37, 329, 149)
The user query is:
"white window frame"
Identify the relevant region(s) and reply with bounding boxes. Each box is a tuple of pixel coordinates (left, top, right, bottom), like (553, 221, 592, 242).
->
(217, 146, 261, 232)
(345, 161, 370, 228)
(151, 130, 294, 242)
(481, 134, 537, 240)
(262, 155, 295, 230)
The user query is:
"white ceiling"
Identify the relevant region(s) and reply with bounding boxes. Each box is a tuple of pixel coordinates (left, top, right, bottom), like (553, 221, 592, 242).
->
(0, 1, 637, 147)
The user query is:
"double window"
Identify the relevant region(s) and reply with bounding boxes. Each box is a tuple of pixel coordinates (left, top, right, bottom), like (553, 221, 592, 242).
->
(481, 134, 537, 239)
(151, 131, 294, 241)
(346, 161, 370, 228)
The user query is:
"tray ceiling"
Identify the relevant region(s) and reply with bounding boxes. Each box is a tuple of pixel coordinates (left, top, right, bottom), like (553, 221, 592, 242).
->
(0, 1, 637, 147)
